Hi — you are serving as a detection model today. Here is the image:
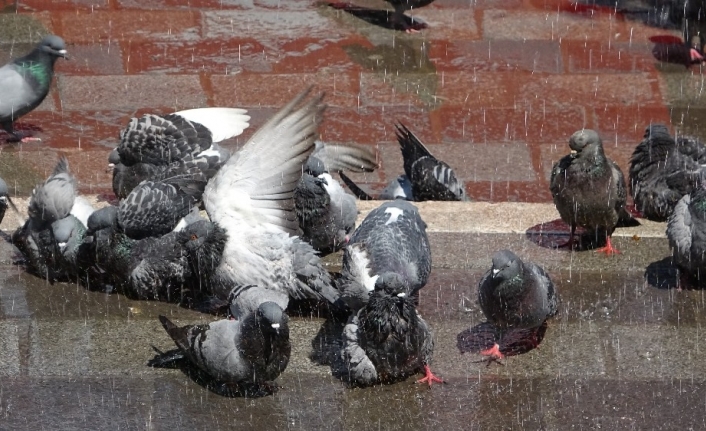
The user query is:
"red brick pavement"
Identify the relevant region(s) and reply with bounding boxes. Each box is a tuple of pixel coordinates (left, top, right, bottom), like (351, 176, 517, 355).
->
(4, 0, 690, 200)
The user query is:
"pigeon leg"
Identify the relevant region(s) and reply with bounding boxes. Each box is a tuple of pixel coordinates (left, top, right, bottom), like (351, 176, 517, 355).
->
(595, 235, 620, 255)
(690, 48, 704, 62)
(475, 343, 505, 366)
(415, 364, 444, 387)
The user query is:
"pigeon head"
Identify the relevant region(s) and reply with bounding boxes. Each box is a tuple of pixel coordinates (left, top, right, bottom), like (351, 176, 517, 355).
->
(305, 155, 327, 177)
(569, 129, 601, 155)
(257, 301, 288, 334)
(644, 124, 672, 140)
(374, 272, 408, 297)
(108, 149, 121, 167)
(38, 35, 68, 59)
(87, 206, 118, 234)
(490, 250, 522, 281)
(179, 220, 224, 251)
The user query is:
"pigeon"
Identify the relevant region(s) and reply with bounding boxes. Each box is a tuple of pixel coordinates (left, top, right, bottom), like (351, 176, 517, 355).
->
(384, 0, 436, 32)
(340, 172, 414, 201)
(550, 129, 638, 255)
(0, 35, 68, 142)
(150, 301, 291, 396)
(0, 176, 18, 225)
(397, 123, 467, 202)
(341, 278, 442, 387)
(337, 200, 431, 313)
(477, 250, 559, 362)
(667, 185, 706, 284)
(629, 124, 706, 222)
(202, 88, 340, 310)
(111, 107, 250, 199)
(295, 141, 377, 255)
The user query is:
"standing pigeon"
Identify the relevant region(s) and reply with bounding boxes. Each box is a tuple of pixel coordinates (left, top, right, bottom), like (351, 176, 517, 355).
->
(339, 172, 414, 201)
(295, 141, 376, 255)
(0, 176, 18, 225)
(0, 35, 68, 142)
(337, 200, 431, 313)
(341, 278, 442, 387)
(202, 88, 339, 310)
(629, 124, 706, 221)
(111, 107, 249, 199)
(150, 302, 291, 396)
(550, 129, 638, 255)
(667, 185, 706, 284)
(397, 123, 466, 202)
(477, 250, 559, 362)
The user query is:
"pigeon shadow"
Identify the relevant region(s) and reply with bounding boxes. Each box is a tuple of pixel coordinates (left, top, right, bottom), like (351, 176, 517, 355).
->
(147, 347, 279, 398)
(646, 256, 706, 290)
(0, 122, 44, 143)
(525, 219, 600, 252)
(457, 321, 549, 358)
(326, 2, 428, 32)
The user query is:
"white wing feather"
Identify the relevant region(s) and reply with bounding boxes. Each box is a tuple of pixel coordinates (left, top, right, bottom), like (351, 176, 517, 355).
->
(173, 107, 251, 143)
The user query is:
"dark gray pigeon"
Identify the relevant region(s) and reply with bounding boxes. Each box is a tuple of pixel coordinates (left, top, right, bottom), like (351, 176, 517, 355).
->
(337, 200, 431, 313)
(150, 301, 291, 396)
(385, 0, 436, 32)
(202, 88, 340, 310)
(477, 250, 558, 362)
(550, 129, 638, 255)
(0, 35, 68, 142)
(295, 141, 376, 255)
(667, 186, 706, 284)
(397, 123, 467, 202)
(341, 278, 442, 387)
(111, 107, 249, 199)
(0, 176, 18, 225)
(629, 124, 706, 222)
(340, 172, 413, 201)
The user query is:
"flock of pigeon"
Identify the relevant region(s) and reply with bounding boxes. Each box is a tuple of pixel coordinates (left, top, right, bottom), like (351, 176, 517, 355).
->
(1, 26, 706, 397)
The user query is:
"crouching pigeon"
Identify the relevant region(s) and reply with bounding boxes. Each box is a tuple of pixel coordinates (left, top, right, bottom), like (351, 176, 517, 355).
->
(667, 186, 706, 285)
(0, 35, 68, 142)
(477, 250, 559, 363)
(149, 301, 291, 396)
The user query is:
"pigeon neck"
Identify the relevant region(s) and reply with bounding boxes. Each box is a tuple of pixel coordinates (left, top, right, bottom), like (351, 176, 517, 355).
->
(14, 49, 56, 89)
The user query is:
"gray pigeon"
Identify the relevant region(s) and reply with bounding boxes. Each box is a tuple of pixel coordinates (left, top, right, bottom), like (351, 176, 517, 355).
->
(339, 172, 413, 201)
(629, 124, 706, 221)
(0, 176, 18, 225)
(337, 200, 431, 313)
(0, 35, 68, 142)
(111, 107, 249, 199)
(295, 141, 377, 254)
(150, 301, 291, 396)
(341, 278, 442, 387)
(550, 129, 638, 255)
(477, 250, 558, 361)
(202, 88, 340, 310)
(667, 186, 706, 284)
(397, 123, 467, 202)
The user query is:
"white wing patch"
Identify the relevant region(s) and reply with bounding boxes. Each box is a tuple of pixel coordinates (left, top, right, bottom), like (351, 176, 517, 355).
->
(70, 196, 95, 229)
(384, 207, 404, 225)
(197, 148, 222, 158)
(349, 244, 379, 291)
(174, 107, 251, 143)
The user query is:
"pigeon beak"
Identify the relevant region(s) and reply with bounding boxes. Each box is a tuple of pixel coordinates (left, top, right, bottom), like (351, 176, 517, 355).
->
(492, 268, 500, 277)
(570, 150, 578, 157)
(57, 49, 69, 59)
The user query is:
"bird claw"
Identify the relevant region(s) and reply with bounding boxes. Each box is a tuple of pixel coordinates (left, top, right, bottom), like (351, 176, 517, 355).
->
(20, 136, 41, 143)
(475, 343, 505, 367)
(415, 365, 444, 387)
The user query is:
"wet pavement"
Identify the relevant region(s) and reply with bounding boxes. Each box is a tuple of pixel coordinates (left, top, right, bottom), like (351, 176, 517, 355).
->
(2, 0, 706, 429)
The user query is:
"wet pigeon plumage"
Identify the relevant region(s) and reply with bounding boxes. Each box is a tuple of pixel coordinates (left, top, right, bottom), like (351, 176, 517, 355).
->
(111, 108, 249, 199)
(667, 186, 706, 283)
(151, 301, 291, 396)
(294, 142, 376, 254)
(477, 250, 559, 361)
(341, 279, 442, 387)
(629, 124, 706, 221)
(397, 123, 466, 202)
(202, 88, 339, 310)
(339, 172, 413, 201)
(550, 129, 638, 255)
(0, 176, 18, 225)
(337, 200, 431, 313)
(0, 35, 67, 142)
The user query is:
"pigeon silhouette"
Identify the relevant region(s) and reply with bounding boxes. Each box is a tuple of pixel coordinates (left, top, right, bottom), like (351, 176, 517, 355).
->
(550, 129, 638, 254)
(150, 301, 291, 396)
(477, 250, 559, 362)
(629, 124, 706, 221)
(0, 35, 68, 142)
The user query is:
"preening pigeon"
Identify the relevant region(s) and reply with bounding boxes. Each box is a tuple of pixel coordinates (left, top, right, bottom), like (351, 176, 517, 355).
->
(0, 35, 68, 142)
(337, 200, 431, 313)
(202, 88, 339, 310)
(150, 302, 291, 396)
(477, 250, 559, 362)
(667, 186, 706, 284)
(397, 123, 466, 202)
(111, 107, 249, 199)
(550, 129, 638, 255)
(629, 124, 706, 221)
(341, 279, 442, 387)
(0, 176, 18, 225)
(295, 141, 377, 255)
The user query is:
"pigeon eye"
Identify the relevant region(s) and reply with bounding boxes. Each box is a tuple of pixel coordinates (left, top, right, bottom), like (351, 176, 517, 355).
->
(190, 234, 198, 240)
